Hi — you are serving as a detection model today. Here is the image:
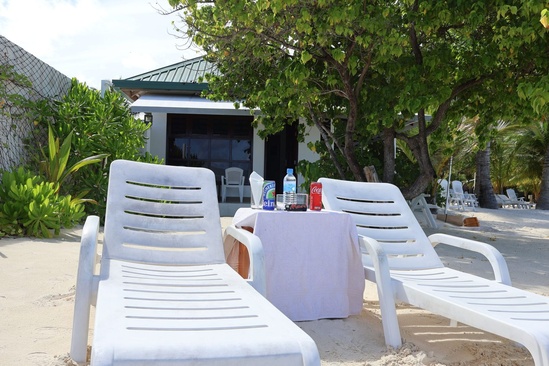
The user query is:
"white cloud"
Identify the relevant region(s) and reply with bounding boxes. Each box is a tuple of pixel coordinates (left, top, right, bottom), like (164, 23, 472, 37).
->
(0, 0, 201, 89)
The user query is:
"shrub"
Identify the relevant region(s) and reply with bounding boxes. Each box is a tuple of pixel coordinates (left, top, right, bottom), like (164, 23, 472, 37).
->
(34, 79, 162, 220)
(0, 167, 85, 238)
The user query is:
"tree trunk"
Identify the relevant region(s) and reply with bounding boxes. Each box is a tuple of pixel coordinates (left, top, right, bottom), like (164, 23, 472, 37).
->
(535, 143, 549, 210)
(382, 128, 396, 183)
(400, 135, 436, 200)
(311, 112, 347, 179)
(399, 113, 436, 200)
(475, 144, 498, 209)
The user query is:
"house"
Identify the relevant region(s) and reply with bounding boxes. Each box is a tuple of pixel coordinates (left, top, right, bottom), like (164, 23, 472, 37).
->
(111, 56, 320, 214)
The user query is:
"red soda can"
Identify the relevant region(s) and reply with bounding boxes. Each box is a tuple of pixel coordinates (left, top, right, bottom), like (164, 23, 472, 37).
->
(309, 182, 322, 211)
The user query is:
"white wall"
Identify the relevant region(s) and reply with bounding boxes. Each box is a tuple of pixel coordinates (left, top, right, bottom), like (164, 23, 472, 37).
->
(148, 112, 167, 161)
(297, 118, 321, 189)
(299, 119, 321, 163)
(144, 113, 320, 196)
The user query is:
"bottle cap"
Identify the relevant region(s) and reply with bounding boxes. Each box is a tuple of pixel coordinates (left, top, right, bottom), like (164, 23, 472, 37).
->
(287, 168, 293, 174)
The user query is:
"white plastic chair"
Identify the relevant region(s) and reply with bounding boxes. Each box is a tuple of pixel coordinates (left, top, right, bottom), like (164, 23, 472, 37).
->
(451, 180, 477, 210)
(496, 193, 513, 208)
(320, 178, 549, 366)
(506, 188, 532, 209)
(221, 167, 245, 202)
(439, 178, 464, 210)
(70, 160, 320, 366)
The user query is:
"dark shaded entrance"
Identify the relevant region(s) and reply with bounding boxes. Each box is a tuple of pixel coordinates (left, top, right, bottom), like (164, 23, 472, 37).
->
(264, 122, 299, 191)
(165, 114, 253, 186)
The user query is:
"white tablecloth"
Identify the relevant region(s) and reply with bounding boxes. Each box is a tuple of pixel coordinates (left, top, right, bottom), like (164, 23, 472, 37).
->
(227, 208, 365, 321)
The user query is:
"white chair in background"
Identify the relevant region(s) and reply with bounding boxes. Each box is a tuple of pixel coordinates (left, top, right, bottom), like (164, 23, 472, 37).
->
(70, 160, 320, 366)
(451, 180, 477, 210)
(320, 178, 549, 366)
(438, 178, 449, 200)
(221, 167, 245, 203)
(506, 188, 533, 209)
(439, 178, 465, 210)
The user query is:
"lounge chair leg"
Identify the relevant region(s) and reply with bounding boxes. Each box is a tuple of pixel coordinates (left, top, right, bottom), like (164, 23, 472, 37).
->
(377, 282, 402, 348)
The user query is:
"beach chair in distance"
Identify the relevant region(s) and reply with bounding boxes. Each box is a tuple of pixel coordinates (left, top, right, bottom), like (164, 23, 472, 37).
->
(451, 180, 477, 210)
(319, 178, 549, 366)
(496, 194, 512, 208)
(439, 179, 466, 210)
(497, 193, 525, 209)
(221, 167, 245, 203)
(70, 160, 320, 366)
(506, 188, 533, 209)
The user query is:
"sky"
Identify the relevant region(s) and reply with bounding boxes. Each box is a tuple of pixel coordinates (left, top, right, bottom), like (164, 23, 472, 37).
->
(0, 0, 202, 90)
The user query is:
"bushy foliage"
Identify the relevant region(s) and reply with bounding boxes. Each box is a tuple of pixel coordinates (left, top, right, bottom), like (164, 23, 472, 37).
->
(1, 68, 160, 237)
(34, 79, 162, 219)
(0, 167, 85, 238)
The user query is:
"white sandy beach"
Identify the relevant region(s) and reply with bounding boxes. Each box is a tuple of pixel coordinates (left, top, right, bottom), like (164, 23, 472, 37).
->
(1, 207, 548, 365)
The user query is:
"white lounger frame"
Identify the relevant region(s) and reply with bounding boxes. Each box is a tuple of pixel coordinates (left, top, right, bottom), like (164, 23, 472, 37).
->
(70, 160, 320, 366)
(320, 178, 549, 366)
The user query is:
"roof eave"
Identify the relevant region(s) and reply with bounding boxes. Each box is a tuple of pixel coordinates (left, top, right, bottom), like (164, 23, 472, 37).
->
(111, 80, 209, 101)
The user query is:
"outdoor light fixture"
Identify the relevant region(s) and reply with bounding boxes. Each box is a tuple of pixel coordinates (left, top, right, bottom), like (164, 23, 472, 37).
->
(144, 112, 153, 125)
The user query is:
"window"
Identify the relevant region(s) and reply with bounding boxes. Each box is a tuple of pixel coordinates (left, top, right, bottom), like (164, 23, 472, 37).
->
(166, 114, 253, 184)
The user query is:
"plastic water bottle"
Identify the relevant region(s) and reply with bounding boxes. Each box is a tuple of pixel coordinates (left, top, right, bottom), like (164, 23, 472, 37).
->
(283, 168, 297, 205)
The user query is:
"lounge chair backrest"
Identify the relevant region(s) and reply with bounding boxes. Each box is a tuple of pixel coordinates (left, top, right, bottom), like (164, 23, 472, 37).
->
(451, 180, 466, 195)
(103, 160, 225, 265)
(319, 178, 444, 270)
(225, 167, 244, 185)
(506, 188, 519, 201)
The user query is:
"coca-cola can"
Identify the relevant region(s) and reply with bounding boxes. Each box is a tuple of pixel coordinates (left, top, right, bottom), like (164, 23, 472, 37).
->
(309, 182, 322, 211)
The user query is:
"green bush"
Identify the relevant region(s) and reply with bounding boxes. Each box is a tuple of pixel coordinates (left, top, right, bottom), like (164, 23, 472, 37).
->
(0, 167, 85, 238)
(34, 79, 162, 220)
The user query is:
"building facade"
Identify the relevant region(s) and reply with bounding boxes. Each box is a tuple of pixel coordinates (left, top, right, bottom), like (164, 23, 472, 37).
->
(112, 57, 320, 204)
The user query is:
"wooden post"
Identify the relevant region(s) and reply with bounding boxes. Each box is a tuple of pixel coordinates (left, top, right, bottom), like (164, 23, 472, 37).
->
(363, 165, 380, 182)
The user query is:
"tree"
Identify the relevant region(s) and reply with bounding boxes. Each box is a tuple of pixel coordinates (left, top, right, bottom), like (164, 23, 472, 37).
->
(514, 16, 549, 209)
(475, 144, 498, 208)
(508, 117, 549, 208)
(168, 0, 548, 199)
(511, 119, 548, 201)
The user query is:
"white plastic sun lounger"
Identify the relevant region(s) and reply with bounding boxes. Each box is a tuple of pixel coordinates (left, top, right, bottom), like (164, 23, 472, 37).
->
(320, 178, 549, 366)
(70, 160, 320, 366)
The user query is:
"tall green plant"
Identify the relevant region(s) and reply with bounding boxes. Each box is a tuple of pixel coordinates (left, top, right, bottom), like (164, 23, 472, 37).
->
(39, 124, 108, 198)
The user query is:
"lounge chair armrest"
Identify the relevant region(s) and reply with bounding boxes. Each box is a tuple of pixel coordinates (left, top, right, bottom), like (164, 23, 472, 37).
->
(223, 225, 266, 296)
(358, 235, 402, 348)
(70, 215, 100, 365)
(428, 233, 512, 285)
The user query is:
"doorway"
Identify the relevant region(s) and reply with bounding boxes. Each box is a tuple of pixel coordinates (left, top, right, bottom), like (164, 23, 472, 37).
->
(264, 122, 299, 191)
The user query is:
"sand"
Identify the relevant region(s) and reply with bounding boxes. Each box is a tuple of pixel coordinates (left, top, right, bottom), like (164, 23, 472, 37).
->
(1, 207, 548, 365)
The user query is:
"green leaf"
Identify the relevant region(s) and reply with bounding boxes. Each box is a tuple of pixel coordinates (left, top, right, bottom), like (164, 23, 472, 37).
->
(301, 51, 313, 64)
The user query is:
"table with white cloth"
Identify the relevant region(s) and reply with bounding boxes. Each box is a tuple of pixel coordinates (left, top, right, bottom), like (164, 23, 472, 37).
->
(224, 208, 365, 321)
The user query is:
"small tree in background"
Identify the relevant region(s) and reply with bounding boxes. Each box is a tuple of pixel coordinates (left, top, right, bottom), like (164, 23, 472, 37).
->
(35, 79, 162, 220)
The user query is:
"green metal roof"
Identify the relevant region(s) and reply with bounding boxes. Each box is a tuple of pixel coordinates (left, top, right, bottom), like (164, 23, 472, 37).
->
(126, 56, 218, 83)
(112, 56, 218, 100)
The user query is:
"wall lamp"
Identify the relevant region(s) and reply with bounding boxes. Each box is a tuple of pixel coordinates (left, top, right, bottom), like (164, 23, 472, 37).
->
(144, 112, 153, 125)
